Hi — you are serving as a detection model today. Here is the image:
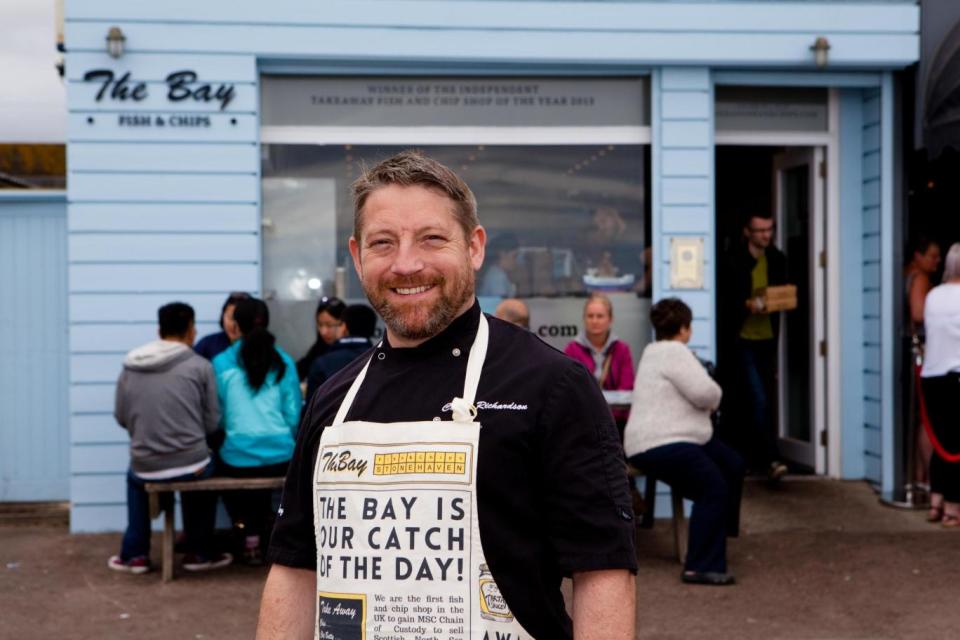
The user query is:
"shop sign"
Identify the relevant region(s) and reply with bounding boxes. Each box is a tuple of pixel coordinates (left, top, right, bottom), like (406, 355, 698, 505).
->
(715, 86, 827, 133)
(261, 77, 649, 128)
(83, 69, 237, 111)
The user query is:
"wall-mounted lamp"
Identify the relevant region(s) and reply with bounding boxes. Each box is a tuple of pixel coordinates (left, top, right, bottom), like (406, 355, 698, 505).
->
(106, 26, 126, 58)
(811, 36, 830, 69)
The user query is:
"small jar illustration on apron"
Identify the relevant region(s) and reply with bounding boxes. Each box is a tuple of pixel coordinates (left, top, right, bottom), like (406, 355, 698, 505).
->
(478, 563, 514, 622)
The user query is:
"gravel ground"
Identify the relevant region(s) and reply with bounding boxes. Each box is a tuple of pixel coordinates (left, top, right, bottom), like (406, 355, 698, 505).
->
(1, 479, 957, 639)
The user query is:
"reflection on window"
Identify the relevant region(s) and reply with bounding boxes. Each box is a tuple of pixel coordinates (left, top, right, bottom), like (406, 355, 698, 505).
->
(262, 144, 651, 302)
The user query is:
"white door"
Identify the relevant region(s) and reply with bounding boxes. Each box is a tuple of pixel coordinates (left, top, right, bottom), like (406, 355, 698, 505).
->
(773, 148, 827, 473)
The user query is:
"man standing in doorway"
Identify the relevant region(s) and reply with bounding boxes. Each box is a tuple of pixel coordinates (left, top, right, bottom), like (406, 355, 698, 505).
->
(721, 212, 789, 482)
(258, 151, 636, 639)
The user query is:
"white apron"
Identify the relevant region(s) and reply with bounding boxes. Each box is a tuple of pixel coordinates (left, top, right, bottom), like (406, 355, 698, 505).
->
(312, 314, 533, 640)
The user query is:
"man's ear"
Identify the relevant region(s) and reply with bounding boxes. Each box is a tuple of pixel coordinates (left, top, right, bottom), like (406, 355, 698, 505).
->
(470, 225, 487, 271)
(349, 236, 363, 279)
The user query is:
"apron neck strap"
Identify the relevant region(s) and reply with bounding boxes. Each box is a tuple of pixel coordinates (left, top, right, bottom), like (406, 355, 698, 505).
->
(332, 313, 489, 426)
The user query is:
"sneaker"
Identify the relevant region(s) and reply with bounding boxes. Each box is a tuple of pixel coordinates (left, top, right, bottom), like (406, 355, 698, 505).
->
(681, 570, 736, 586)
(108, 554, 150, 574)
(768, 461, 788, 482)
(182, 552, 233, 572)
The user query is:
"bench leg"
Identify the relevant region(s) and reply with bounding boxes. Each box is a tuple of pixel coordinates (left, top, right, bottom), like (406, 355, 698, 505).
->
(670, 488, 687, 565)
(162, 504, 175, 582)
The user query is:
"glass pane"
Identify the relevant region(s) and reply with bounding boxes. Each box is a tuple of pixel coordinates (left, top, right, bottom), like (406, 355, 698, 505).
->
(262, 144, 652, 362)
(782, 165, 811, 442)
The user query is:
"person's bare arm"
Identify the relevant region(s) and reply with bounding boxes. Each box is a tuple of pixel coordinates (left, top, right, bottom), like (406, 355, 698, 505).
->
(256, 564, 316, 640)
(571, 569, 635, 640)
(909, 272, 932, 327)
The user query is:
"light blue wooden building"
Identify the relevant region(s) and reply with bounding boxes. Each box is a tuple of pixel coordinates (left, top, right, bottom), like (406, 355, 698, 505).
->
(59, 0, 919, 531)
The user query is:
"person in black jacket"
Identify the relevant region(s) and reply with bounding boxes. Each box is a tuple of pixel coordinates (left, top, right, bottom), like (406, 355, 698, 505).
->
(719, 212, 789, 482)
(305, 304, 377, 401)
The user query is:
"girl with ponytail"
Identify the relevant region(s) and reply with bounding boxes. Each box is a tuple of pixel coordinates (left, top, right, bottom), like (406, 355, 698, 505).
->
(213, 297, 301, 563)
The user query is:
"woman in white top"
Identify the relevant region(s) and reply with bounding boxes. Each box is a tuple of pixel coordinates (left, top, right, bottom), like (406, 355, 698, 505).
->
(624, 298, 744, 585)
(920, 242, 960, 527)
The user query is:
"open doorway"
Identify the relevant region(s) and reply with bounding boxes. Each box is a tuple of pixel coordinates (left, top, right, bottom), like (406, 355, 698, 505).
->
(715, 146, 827, 475)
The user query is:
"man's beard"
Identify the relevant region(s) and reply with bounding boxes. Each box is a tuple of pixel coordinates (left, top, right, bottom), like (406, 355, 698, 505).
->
(363, 262, 475, 343)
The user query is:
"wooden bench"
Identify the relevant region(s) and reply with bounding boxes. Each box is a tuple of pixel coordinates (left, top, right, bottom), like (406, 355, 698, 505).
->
(145, 477, 284, 582)
(628, 465, 687, 564)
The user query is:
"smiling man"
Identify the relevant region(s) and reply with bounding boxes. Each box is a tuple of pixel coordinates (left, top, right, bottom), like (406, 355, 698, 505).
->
(257, 151, 637, 640)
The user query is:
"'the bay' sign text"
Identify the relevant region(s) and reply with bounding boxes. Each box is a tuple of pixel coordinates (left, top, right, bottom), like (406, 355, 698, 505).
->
(83, 69, 236, 111)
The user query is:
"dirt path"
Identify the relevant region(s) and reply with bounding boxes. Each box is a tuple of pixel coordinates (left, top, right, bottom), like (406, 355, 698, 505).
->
(1, 480, 957, 639)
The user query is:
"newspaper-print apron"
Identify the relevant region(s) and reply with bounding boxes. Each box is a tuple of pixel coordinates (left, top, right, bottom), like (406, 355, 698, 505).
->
(313, 314, 533, 640)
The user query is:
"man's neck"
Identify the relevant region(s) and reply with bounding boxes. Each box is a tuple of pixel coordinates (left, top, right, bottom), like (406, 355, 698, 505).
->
(162, 336, 192, 347)
(747, 242, 765, 259)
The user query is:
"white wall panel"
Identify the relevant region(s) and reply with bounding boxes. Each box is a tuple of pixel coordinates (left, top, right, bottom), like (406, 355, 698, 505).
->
(69, 143, 258, 173)
(71, 443, 129, 474)
(71, 474, 127, 505)
(0, 197, 70, 501)
(70, 384, 115, 414)
(70, 173, 258, 203)
(64, 1, 920, 34)
(69, 234, 258, 263)
(70, 504, 128, 533)
(69, 203, 259, 233)
(70, 322, 220, 353)
(71, 414, 128, 444)
(70, 293, 233, 323)
(69, 263, 259, 293)
(66, 22, 918, 67)
(661, 206, 710, 234)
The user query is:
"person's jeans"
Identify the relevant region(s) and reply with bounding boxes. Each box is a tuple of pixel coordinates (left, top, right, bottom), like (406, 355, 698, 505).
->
(629, 438, 744, 573)
(735, 338, 781, 468)
(120, 462, 217, 561)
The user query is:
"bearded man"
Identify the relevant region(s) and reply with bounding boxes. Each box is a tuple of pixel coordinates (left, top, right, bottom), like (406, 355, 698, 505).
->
(258, 151, 637, 640)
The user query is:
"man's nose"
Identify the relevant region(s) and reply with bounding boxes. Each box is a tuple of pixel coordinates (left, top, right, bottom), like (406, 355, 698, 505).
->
(390, 239, 425, 275)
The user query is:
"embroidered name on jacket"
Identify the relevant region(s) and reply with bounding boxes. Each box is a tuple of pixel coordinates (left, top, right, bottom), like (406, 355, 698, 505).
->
(441, 400, 529, 412)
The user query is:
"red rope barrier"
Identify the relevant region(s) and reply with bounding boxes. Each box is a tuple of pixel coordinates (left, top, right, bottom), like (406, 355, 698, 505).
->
(915, 363, 960, 463)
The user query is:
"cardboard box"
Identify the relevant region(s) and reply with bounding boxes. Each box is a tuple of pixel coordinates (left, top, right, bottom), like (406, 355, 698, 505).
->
(760, 284, 798, 312)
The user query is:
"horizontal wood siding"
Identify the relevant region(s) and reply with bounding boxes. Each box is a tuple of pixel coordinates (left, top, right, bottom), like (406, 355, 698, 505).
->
(63, 2, 918, 68)
(65, 45, 259, 532)
(654, 68, 714, 359)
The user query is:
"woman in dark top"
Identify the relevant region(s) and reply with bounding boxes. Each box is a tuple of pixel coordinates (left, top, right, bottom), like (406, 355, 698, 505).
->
(296, 297, 347, 380)
(194, 292, 250, 361)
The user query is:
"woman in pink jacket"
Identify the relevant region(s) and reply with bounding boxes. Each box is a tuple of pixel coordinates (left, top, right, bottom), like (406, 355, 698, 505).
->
(564, 293, 635, 433)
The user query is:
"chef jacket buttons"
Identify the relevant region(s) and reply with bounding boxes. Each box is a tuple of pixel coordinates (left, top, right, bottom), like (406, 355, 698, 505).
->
(452, 348, 462, 357)
(377, 352, 386, 361)
(433, 416, 441, 421)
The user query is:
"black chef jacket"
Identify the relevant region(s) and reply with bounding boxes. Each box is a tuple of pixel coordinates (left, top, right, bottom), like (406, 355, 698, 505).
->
(268, 300, 638, 639)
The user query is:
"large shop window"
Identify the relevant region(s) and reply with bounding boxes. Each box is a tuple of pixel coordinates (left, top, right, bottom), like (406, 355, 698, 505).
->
(261, 77, 651, 359)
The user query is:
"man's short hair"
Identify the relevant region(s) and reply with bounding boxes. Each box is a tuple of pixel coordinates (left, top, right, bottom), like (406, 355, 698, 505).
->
(158, 302, 195, 338)
(742, 211, 774, 229)
(342, 304, 378, 339)
(650, 297, 692, 341)
(351, 150, 478, 242)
